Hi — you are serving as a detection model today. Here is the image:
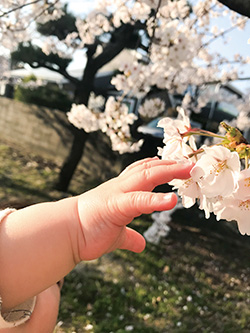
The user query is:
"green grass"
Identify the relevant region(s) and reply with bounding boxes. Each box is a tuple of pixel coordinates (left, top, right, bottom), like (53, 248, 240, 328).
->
(57, 214, 250, 333)
(0, 144, 61, 207)
(0, 142, 250, 333)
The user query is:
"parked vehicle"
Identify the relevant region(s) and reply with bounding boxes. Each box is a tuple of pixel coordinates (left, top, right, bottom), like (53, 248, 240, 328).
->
(137, 83, 244, 140)
(137, 117, 202, 140)
(137, 117, 164, 138)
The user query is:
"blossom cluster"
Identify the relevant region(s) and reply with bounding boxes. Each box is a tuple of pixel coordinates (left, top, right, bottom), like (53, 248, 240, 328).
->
(144, 202, 182, 244)
(67, 96, 143, 154)
(158, 107, 250, 235)
(138, 98, 166, 121)
(111, 62, 151, 98)
(102, 0, 250, 100)
(0, 0, 63, 51)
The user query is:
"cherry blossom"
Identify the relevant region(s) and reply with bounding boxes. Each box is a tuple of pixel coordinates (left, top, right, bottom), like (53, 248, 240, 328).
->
(158, 137, 194, 162)
(191, 146, 241, 198)
(76, 12, 112, 46)
(213, 169, 250, 235)
(100, 96, 144, 154)
(234, 168, 250, 199)
(3, 0, 250, 161)
(67, 96, 143, 154)
(138, 98, 165, 120)
(3, 0, 250, 240)
(158, 107, 197, 161)
(158, 107, 191, 139)
(143, 202, 183, 245)
(111, 62, 151, 98)
(157, 105, 250, 236)
(0, 1, 63, 51)
(169, 176, 201, 209)
(67, 104, 100, 132)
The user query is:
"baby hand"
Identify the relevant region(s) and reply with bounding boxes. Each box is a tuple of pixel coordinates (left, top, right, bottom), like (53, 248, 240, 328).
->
(76, 157, 192, 261)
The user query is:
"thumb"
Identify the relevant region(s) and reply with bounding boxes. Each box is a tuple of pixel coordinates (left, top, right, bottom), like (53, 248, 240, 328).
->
(119, 227, 146, 253)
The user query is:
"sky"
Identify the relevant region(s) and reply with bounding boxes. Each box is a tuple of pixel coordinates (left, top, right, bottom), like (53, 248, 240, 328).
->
(207, 14, 250, 93)
(62, 0, 96, 16)
(60, 0, 97, 70)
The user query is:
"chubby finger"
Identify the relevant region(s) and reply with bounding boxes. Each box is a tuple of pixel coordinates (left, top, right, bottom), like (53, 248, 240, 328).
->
(120, 157, 176, 178)
(119, 227, 146, 253)
(120, 157, 160, 176)
(115, 191, 178, 225)
(120, 161, 193, 192)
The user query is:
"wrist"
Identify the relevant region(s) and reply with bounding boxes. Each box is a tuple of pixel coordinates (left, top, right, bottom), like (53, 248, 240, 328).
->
(56, 195, 83, 265)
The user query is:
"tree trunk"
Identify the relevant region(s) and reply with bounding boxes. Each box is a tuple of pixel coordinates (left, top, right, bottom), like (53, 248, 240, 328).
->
(56, 64, 96, 191)
(56, 127, 89, 192)
(56, 23, 143, 191)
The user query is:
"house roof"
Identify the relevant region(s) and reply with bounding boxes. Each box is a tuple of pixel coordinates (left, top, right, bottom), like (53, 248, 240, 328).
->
(9, 67, 76, 83)
(7, 49, 138, 84)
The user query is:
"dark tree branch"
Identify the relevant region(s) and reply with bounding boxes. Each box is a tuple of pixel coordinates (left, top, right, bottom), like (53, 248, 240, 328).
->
(1, 0, 61, 32)
(0, 0, 41, 17)
(208, 76, 250, 84)
(93, 22, 145, 72)
(217, 0, 250, 18)
(30, 61, 80, 85)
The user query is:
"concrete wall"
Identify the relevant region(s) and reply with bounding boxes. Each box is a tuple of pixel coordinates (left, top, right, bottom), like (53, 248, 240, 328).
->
(0, 97, 74, 164)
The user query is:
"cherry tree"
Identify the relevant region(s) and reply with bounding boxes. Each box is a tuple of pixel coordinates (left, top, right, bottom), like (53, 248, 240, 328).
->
(7, 1, 150, 190)
(67, 0, 250, 175)
(2, 0, 250, 192)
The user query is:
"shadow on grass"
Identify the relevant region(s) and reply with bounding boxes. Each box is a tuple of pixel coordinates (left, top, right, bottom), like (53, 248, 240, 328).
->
(0, 173, 55, 208)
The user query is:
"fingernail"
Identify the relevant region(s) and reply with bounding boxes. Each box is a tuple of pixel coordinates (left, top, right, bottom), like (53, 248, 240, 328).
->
(163, 193, 174, 201)
(178, 158, 193, 165)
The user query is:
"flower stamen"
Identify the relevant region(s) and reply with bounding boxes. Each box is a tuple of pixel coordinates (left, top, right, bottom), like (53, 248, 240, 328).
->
(183, 178, 194, 188)
(211, 161, 227, 176)
(239, 200, 250, 210)
(244, 177, 250, 188)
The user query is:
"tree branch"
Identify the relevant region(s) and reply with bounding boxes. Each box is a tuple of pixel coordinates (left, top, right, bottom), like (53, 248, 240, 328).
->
(201, 76, 250, 91)
(30, 62, 80, 85)
(92, 24, 135, 71)
(92, 21, 146, 72)
(1, 0, 61, 32)
(0, 0, 41, 18)
(201, 16, 248, 48)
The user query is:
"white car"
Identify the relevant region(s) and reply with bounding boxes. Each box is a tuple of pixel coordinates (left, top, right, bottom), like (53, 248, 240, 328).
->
(137, 117, 201, 139)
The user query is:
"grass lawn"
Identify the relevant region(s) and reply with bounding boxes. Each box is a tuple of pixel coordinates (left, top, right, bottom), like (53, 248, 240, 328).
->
(0, 142, 250, 333)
